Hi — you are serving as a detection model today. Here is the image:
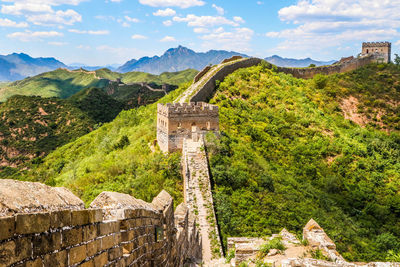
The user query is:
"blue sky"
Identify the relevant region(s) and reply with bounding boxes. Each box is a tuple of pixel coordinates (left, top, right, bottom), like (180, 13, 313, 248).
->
(0, 0, 399, 65)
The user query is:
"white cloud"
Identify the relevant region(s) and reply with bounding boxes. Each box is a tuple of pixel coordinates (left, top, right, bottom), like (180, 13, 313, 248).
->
(139, 0, 205, 8)
(26, 9, 81, 26)
(396, 40, 400, 46)
(125, 16, 139, 23)
(48, 41, 67, 46)
(0, 18, 28, 27)
(212, 4, 224, 15)
(163, 20, 172, 26)
(1, 0, 84, 26)
(160, 35, 176, 42)
(201, 27, 254, 52)
(193, 27, 209, 33)
(68, 29, 109, 35)
(257, 1, 264, 5)
(153, 8, 176, 16)
(267, 0, 400, 55)
(173, 14, 239, 27)
(233, 16, 245, 24)
(132, 34, 147, 39)
(7, 30, 63, 41)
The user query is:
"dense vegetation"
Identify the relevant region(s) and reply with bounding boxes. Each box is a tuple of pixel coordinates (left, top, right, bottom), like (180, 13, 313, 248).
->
(5, 62, 400, 261)
(0, 88, 126, 174)
(20, 84, 190, 205)
(207, 63, 400, 261)
(0, 68, 197, 102)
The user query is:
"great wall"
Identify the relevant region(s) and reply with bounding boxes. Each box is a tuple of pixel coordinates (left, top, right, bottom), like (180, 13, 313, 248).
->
(0, 42, 398, 267)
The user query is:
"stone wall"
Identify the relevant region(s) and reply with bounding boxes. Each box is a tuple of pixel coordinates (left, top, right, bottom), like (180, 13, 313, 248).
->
(277, 54, 381, 79)
(189, 57, 263, 102)
(194, 66, 212, 83)
(362, 42, 391, 63)
(157, 102, 219, 152)
(0, 180, 201, 267)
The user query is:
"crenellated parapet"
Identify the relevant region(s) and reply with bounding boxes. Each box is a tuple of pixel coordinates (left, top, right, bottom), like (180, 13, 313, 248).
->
(362, 41, 391, 47)
(0, 179, 202, 267)
(157, 102, 219, 152)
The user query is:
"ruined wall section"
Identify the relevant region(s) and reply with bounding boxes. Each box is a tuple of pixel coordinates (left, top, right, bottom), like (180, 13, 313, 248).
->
(277, 54, 381, 79)
(189, 57, 262, 103)
(0, 181, 201, 267)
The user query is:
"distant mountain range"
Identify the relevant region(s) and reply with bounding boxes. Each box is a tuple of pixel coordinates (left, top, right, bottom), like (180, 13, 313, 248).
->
(0, 53, 67, 81)
(0, 48, 337, 81)
(265, 55, 336, 68)
(117, 46, 248, 74)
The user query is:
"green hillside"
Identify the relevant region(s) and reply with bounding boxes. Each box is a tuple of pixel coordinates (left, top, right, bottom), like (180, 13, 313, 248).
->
(11, 63, 400, 261)
(22, 83, 190, 204)
(0, 68, 198, 102)
(207, 63, 400, 261)
(0, 89, 125, 174)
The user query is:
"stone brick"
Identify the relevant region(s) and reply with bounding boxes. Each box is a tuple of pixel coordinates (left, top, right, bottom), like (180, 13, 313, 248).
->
(101, 235, 116, 250)
(62, 228, 83, 248)
(16, 213, 50, 234)
(94, 252, 108, 266)
(15, 237, 32, 263)
(50, 210, 71, 229)
(80, 259, 95, 267)
(88, 209, 103, 223)
(108, 247, 122, 261)
(32, 232, 61, 256)
(44, 250, 67, 266)
(0, 216, 15, 240)
(23, 258, 43, 267)
(83, 224, 98, 241)
(71, 210, 90, 226)
(69, 245, 87, 265)
(99, 221, 119, 236)
(0, 240, 16, 266)
(86, 239, 101, 257)
(121, 230, 135, 242)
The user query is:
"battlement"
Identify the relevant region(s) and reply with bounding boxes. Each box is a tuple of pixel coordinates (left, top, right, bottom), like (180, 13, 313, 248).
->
(362, 41, 391, 47)
(157, 102, 218, 117)
(157, 102, 219, 152)
(0, 179, 202, 267)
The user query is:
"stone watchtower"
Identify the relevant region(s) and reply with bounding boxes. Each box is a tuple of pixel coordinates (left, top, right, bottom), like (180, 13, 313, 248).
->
(362, 42, 391, 63)
(157, 102, 219, 152)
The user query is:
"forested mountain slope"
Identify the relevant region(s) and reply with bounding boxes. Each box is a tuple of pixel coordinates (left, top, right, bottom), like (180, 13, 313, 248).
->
(0, 68, 197, 102)
(207, 63, 400, 261)
(11, 63, 400, 262)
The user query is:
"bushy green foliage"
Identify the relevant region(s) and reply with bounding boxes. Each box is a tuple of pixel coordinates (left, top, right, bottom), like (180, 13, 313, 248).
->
(23, 84, 190, 205)
(386, 250, 400, 262)
(207, 64, 400, 261)
(258, 237, 286, 257)
(310, 249, 330, 261)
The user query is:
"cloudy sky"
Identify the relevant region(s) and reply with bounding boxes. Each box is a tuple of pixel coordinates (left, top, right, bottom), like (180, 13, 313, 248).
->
(0, 0, 399, 65)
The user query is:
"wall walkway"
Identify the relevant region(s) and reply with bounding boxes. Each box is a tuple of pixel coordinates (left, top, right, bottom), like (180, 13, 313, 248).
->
(182, 137, 225, 266)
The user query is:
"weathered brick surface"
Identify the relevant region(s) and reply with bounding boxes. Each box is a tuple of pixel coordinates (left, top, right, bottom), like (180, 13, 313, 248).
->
(0, 188, 202, 267)
(0, 216, 15, 240)
(69, 245, 87, 265)
(16, 213, 50, 234)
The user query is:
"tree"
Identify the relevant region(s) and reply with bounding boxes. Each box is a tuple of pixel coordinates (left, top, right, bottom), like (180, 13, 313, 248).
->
(394, 54, 400, 66)
(309, 64, 316, 68)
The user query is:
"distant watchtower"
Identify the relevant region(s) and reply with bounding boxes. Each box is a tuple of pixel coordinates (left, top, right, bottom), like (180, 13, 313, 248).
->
(362, 42, 391, 63)
(157, 102, 219, 152)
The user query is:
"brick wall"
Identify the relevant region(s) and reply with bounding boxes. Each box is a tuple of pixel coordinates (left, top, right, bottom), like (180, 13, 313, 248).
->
(276, 54, 381, 79)
(0, 186, 201, 267)
(189, 57, 263, 103)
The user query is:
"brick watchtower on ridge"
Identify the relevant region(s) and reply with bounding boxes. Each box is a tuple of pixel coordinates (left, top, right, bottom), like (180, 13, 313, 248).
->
(157, 102, 219, 152)
(361, 42, 391, 63)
